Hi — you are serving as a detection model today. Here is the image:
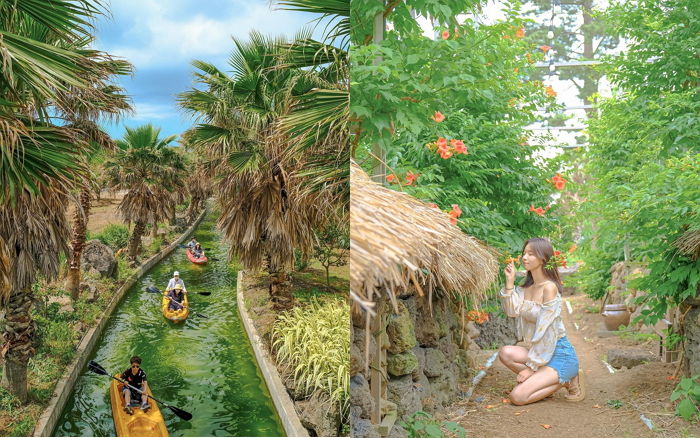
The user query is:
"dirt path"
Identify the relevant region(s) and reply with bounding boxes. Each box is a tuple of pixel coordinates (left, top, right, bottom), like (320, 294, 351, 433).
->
(442, 294, 700, 438)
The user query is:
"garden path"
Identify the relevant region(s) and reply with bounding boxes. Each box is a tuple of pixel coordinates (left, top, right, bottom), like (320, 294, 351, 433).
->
(444, 294, 700, 438)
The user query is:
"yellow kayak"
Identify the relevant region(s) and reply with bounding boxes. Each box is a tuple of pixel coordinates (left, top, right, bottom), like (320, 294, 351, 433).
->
(162, 292, 189, 322)
(109, 375, 168, 437)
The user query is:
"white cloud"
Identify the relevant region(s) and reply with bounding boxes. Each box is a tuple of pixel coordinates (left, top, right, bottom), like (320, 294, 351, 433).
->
(131, 102, 176, 121)
(100, 1, 316, 69)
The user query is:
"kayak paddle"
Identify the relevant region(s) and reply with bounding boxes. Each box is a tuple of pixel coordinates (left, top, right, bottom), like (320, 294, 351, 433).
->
(162, 294, 208, 319)
(145, 286, 208, 318)
(145, 286, 211, 296)
(87, 360, 193, 421)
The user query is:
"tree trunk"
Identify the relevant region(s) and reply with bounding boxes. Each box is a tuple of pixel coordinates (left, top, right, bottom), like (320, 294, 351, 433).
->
(186, 198, 196, 224)
(169, 205, 176, 226)
(151, 221, 158, 238)
(325, 265, 330, 286)
(66, 187, 91, 301)
(267, 257, 293, 311)
(128, 221, 146, 260)
(2, 288, 35, 403)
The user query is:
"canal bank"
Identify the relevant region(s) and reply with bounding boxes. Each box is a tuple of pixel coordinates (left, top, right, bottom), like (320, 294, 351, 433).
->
(50, 210, 285, 436)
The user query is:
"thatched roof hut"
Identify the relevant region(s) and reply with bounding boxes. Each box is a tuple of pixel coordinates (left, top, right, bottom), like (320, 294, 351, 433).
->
(674, 229, 700, 260)
(350, 162, 499, 313)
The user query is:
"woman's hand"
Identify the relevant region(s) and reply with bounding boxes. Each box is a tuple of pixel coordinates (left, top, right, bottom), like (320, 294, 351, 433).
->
(517, 368, 534, 383)
(504, 262, 516, 289)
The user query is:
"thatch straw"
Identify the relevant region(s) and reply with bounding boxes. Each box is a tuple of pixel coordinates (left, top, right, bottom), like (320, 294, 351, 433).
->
(350, 161, 499, 314)
(674, 229, 700, 260)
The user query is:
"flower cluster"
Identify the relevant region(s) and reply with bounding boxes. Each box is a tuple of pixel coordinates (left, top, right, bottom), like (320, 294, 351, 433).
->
(545, 85, 557, 97)
(539, 45, 552, 53)
(386, 171, 420, 186)
(431, 111, 445, 123)
(504, 26, 525, 40)
(529, 205, 551, 216)
(426, 137, 468, 159)
(467, 310, 489, 324)
(502, 254, 522, 265)
(548, 173, 567, 190)
(545, 250, 568, 270)
(448, 204, 462, 224)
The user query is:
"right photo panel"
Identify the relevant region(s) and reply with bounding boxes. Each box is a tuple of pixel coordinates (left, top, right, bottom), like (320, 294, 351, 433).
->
(350, 1, 700, 437)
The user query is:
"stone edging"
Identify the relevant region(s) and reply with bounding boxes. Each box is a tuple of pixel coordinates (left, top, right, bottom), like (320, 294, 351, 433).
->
(236, 271, 308, 437)
(32, 209, 207, 437)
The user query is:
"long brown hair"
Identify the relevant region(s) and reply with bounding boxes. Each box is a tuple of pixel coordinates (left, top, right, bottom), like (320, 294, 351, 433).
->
(520, 237, 563, 293)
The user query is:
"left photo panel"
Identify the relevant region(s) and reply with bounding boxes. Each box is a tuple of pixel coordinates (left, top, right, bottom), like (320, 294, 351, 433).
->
(0, 0, 350, 436)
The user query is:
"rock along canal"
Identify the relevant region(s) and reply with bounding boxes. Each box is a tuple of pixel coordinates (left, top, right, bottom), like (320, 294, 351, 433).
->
(54, 211, 285, 436)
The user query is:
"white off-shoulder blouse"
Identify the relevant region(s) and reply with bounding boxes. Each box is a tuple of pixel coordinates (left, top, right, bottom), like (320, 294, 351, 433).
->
(499, 285, 566, 371)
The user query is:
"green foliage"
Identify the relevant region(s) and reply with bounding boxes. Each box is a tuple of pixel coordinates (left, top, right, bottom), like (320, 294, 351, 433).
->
(313, 223, 349, 285)
(606, 399, 623, 409)
(294, 248, 310, 271)
(271, 299, 350, 418)
(351, 1, 560, 254)
(400, 411, 466, 438)
(94, 224, 130, 251)
(671, 376, 700, 421)
(565, 0, 699, 324)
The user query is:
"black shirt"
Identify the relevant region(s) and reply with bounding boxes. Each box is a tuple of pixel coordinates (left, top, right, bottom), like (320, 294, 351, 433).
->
(121, 367, 147, 387)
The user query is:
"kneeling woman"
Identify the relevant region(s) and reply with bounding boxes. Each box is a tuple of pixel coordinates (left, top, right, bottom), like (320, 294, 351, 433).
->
(499, 237, 585, 405)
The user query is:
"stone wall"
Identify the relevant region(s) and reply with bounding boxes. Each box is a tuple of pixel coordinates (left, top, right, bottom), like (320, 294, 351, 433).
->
(682, 295, 700, 377)
(350, 290, 481, 438)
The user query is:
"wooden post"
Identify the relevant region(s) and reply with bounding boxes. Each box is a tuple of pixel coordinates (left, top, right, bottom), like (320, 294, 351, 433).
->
(370, 298, 385, 425)
(371, 1, 386, 184)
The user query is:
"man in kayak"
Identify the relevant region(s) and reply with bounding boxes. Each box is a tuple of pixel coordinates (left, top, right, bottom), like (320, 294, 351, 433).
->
(186, 238, 198, 251)
(166, 284, 186, 311)
(120, 356, 150, 414)
(166, 271, 187, 293)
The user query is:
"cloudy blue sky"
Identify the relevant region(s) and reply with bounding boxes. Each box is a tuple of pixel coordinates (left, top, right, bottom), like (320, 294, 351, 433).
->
(93, 0, 320, 141)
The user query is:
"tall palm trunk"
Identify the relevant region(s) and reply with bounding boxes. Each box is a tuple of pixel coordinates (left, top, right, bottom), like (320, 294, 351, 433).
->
(267, 254, 293, 311)
(128, 220, 146, 260)
(66, 187, 91, 300)
(2, 288, 35, 403)
(169, 205, 177, 226)
(186, 197, 200, 223)
(151, 221, 158, 238)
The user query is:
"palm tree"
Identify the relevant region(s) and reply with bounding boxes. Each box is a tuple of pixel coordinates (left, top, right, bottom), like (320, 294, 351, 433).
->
(104, 125, 184, 263)
(274, 0, 350, 211)
(0, 0, 127, 401)
(63, 59, 133, 300)
(179, 32, 328, 310)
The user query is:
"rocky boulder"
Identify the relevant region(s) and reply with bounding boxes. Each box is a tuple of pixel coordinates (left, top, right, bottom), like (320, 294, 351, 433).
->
(386, 301, 417, 354)
(607, 348, 657, 369)
(475, 314, 518, 349)
(81, 240, 117, 279)
(387, 351, 418, 377)
(297, 391, 340, 437)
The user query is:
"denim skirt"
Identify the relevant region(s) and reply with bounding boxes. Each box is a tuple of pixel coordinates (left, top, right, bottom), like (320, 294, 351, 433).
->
(546, 336, 579, 384)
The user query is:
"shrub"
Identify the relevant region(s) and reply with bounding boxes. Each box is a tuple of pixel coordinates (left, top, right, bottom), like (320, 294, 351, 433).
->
(400, 411, 466, 438)
(94, 224, 130, 251)
(271, 299, 350, 417)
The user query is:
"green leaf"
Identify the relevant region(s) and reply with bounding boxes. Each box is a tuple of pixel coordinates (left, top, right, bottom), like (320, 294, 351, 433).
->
(677, 397, 697, 421)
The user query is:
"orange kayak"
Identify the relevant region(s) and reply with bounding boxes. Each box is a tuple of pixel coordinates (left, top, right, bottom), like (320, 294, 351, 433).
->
(186, 249, 207, 265)
(109, 375, 168, 437)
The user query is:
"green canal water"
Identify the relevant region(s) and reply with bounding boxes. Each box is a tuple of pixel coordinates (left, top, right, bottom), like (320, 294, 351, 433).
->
(54, 212, 285, 437)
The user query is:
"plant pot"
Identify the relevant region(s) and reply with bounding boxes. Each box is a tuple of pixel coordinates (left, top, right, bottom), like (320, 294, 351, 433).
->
(601, 303, 630, 331)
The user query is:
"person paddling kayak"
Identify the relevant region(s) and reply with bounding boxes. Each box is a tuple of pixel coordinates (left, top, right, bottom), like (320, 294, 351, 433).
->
(186, 238, 198, 252)
(166, 271, 187, 293)
(192, 243, 204, 259)
(166, 284, 185, 311)
(120, 356, 150, 414)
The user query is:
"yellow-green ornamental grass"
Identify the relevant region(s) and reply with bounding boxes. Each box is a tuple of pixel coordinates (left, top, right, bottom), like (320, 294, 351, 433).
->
(271, 299, 350, 415)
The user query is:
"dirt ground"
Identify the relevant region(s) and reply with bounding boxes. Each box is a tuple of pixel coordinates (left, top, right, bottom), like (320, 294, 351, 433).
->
(441, 293, 700, 438)
(66, 190, 125, 235)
